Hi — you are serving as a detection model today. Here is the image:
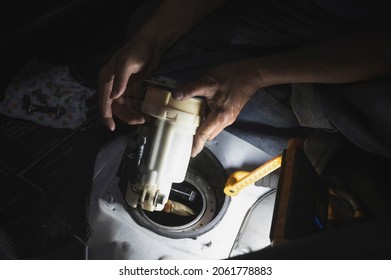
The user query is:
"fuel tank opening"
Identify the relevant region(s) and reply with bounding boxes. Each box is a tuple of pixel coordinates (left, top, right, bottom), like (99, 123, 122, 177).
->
(127, 147, 230, 239)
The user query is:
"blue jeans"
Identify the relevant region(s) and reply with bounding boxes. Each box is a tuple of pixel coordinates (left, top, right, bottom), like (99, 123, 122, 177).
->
(127, 0, 391, 169)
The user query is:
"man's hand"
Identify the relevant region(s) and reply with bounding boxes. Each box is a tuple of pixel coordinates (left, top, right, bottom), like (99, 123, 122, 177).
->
(172, 59, 263, 157)
(99, 38, 160, 131)
(98, 0, 227, 132)
(171, 29, 391, 157)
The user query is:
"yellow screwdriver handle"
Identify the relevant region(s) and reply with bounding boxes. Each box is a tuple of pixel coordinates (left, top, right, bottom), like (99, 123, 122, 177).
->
(224, 155, 282, 196)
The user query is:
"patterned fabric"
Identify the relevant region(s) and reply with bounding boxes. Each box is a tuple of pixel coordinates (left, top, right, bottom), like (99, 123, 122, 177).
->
(0, 59, 95, 129)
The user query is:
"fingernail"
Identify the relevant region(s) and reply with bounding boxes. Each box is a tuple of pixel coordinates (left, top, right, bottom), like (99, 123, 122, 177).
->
(138, 115, 145, 123)
(132, 115, 145, 124)
(108, 122, 115, 131)
(172, 89, 184, 100)
(110, 90, 119, 99)
(103, 118, 115, 131)
(191, 146, 201, 158)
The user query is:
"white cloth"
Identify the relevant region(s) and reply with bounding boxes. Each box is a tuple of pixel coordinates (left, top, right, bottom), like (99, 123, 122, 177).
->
(0, 59, 96, 129)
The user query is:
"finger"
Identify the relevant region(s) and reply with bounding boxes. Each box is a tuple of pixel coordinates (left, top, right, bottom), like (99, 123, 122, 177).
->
(111, 55, 143, 99)
(112, 100, 146, 125)
(101, 97, 116, 131)
(99, 62, 116, 131)
(191, 113, 226, 157)
(172, 77, 217, 100)
(128, 78, 145, 102)
(124, 92, 146, 124)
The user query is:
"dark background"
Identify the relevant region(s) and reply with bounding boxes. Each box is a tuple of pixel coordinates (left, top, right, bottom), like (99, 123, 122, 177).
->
(0, 0, 144, 259)
(1, 0, 391, 260)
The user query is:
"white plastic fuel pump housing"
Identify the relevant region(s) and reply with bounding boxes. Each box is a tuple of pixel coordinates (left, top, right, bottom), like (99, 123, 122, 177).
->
(123, 78, 206, 212)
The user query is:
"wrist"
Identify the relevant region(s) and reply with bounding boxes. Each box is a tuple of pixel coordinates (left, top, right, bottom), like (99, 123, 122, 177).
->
(130, 28, 163, 58)
(253, 56, 283, 88)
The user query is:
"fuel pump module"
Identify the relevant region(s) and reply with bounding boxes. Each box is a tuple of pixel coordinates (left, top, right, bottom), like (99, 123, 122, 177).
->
(118, 78, 206, 212)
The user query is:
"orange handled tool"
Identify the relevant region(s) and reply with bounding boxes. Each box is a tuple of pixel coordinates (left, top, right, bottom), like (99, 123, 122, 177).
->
(224, 154, 282, 196)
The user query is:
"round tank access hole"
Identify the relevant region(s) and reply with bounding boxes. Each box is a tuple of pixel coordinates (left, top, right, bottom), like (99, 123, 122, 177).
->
(127, 147, 230, 239)
(144, 180, 206, 227)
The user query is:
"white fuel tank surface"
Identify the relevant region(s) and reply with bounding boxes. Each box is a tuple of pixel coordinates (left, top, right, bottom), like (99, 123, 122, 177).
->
(88, 130, 276, 260)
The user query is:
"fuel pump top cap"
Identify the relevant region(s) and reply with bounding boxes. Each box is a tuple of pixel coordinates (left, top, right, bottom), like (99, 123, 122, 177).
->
(141, 86, 206, 128)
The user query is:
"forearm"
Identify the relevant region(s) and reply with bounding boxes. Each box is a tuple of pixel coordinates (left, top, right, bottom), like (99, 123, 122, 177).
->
(256, 29, 391, 87)
(133, 0, 227, 54)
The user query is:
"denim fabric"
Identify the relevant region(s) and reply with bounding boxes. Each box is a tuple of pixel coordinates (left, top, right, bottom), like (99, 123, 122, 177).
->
(290, 84, 335, 130)
(315, 81, 391, 159)
(127, 0, 391, 160)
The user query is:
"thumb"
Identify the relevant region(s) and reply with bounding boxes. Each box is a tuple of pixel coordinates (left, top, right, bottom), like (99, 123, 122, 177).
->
(172, 77, 217, 100)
